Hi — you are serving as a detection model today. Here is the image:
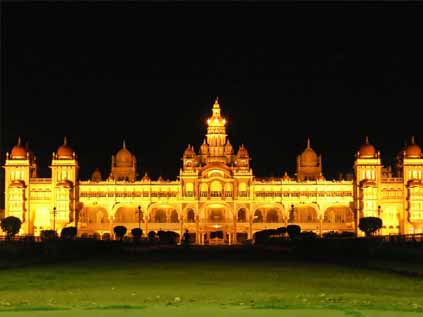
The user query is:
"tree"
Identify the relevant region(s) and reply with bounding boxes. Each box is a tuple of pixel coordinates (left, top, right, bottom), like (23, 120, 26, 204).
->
(359, 217, 382, 237)
(287, 225, 301, 239)
(131, 228, 143, 241)
(113, 225, 127, 241)
(40, 230, 58, 242)
(182, 229, 190, 247)
(276, 227, 287, 237)
(148, 230, 156, 242)
(0, 216, 22, 240)
(60, 227, 77, 240)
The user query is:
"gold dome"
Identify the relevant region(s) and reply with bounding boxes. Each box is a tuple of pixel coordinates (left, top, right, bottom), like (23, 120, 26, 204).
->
(300, 138, 318, 167)
(10, 137, 27, 159)
(57, 136, 74, 159)
(141, 172, 151, 182)
(91, 168, 102, 182)
(183, 144, 195, 157)
(200, 139, 209, 154)
(115, 140, 133, 167)
(237, 144, 249, 158)
(358, 136, 376, 158)
(405, 137, 422, 158)
(224, 140, 233, 155)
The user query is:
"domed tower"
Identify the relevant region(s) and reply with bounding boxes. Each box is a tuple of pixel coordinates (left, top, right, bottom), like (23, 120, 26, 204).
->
(109, 140, 137, 182)
(296, 138, 322, 181)
(50, 136, 79, 234)
(3, 137, 32, 234)
(402, 136, 423, 230)
(199, 139, 209, 165)
(395, 140, 408, 177)
(224, 139, 234, 165)
(353, 136, 382, 235)
(182, 144, 198, 169)
(206, 97, 227, 163)
(235, 144, 250, 169)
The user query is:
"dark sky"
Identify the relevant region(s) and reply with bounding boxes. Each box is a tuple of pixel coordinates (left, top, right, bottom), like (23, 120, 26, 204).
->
(2, 2, 423, 195)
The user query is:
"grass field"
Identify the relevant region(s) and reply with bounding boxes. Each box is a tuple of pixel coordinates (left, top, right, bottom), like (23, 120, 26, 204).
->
(1, 253, 423, 317)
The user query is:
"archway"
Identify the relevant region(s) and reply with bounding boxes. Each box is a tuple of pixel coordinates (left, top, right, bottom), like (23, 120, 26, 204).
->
(295, 206, 318, 223)
(170, 209, 179, 223)
(266, 209, 279, 223)
(238, 208, 247, 222)
(253, 210, 263, 223)
(324, 206, 353, 223)
(115, 206, 136, 223)
(153, 209, 167, 223)
(186, 209, 195, 223)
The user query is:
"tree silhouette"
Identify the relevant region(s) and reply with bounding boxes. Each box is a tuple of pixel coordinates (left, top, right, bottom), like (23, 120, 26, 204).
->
(113, 226, 127, 241)
(0, 216, 22, 240)
(359, 217, 382, 237)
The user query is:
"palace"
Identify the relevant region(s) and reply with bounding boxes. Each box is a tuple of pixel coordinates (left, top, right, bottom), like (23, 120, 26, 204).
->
(3, 99, 423, 243)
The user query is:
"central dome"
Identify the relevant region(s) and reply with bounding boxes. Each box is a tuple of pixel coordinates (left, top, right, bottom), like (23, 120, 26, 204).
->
(300, 139, 318, 167)
(116, 141, 133, 167)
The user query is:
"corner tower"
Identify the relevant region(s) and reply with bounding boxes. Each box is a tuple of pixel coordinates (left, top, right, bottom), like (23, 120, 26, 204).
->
(353, 137, 382, 235)
(50, 137, 79, 233)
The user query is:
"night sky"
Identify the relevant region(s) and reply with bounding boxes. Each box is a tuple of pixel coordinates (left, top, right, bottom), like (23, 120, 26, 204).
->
(2, 3, 423, 206)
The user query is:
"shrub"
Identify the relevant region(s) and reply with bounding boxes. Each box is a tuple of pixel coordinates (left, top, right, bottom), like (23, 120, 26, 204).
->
(131, 228, 143, 241)
(40, 230, 58, 242)
(60, 227, 77, 240)
(0, 216, 22, 240)
(148, 231, 156, 242)
(113, 226, 127, 241)
(359, 217, 382, 237)
(287, 225, 301, 239)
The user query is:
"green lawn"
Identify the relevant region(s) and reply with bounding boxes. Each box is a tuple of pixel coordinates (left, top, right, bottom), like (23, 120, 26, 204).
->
(1, 257, 423, 316)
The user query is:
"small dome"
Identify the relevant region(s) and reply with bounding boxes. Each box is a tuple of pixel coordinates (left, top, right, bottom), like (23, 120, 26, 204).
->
(141, 172, 151, 182)
(157, 175, 164, 182)
(200, 139, 209, 154)
(10, 137, 27, 159)
(115, 140, 133, 167)
(183, 144, 195, 157)
(237, 144, 249, 158)
(57, 136, 74, 159)
(358, 137, 376, 158)
(318, 173, 326, 181)
(405, 137, 422, 158)
(282, 172, 290, 181)
(224, 140, 233, 155)
(91, 168, 102, 182)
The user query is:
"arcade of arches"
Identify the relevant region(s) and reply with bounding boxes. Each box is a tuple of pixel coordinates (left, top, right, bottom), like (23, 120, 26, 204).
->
(4, 99, 423, 240)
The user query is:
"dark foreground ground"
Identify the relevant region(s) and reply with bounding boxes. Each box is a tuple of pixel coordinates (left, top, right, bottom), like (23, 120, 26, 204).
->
(1, 242, 423, 316)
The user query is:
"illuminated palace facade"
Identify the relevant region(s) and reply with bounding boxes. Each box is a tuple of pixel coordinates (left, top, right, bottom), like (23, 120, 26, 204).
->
(3, 99, 423, 243)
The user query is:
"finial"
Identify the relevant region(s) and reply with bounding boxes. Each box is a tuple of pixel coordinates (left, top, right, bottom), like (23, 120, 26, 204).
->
(203, 138, 207, 144)
(365, 136, 369, 144)
(215, 96, 219, 103)
(411, 136, 415, 144)
(307, 137, 311, 148)
(64, 136, 68, 145)
(123, 139, 126, 149)
(17, 136, 22, 146)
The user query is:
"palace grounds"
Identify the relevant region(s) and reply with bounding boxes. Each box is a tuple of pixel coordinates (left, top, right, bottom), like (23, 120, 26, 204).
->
(1, 241, 423, 317)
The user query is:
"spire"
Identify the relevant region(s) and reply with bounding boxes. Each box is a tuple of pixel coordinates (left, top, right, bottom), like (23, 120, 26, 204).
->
(307, 137, 311, 148)
(123, 139, 126, 149)
(63, 136, 68, 145)
(17, 136, 22, 146)
(213, 96, 219, 108)
(365, 136, 369, 144)
(203, 138, 207, 145)
(411, 136, 415, 144)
